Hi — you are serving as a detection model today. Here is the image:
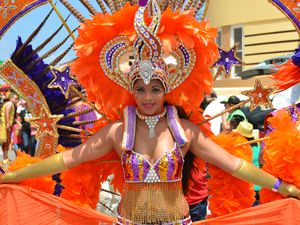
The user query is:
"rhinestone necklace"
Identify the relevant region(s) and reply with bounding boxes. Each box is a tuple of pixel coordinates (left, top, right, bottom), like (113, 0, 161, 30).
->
(136, 107, 166, 138)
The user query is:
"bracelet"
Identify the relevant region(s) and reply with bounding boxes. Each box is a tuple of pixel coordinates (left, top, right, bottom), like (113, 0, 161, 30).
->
(0, 165, 6, 174)
(272, 178, 282, 192)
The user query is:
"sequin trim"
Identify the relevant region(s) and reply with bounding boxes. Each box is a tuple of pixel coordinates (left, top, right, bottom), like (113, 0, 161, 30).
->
(117, 215, 192, 225)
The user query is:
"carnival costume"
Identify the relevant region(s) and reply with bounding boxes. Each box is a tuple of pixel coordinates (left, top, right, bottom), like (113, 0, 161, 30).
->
(2, 2, 214, 223)
(1, 0, 300, 224)
(117, 105, 192, 224)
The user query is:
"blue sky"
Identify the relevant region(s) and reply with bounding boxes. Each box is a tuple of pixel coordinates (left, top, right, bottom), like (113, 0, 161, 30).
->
(0, 0, 89, 62)
(0, 0, 96, 84)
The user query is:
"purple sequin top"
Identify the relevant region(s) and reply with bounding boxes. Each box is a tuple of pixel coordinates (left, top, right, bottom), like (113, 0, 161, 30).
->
(121, 144, 184, 183)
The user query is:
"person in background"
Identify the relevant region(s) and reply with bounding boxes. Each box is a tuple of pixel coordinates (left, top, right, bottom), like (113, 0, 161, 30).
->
(221, 95, 247, 133)
(0, 93, 19, 164)
(0, 93, 5, 105)
(233, 121, 261, 206)
(11, 115, 22, 155)
(11, 99, 26, 154)
(19, 101, 33, 156)
(185, 158, 209, 221)
(16, 99, 26, 115)
(200, 91, 217, 111)
(30, 124, 37, 157)
(185, 92, 218, 221)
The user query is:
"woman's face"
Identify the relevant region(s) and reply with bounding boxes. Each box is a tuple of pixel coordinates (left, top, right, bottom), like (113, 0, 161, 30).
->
(133, 79, 165, 116)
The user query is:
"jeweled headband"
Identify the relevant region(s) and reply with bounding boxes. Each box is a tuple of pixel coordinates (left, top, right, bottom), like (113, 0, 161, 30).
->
(100, 0, 196, 93)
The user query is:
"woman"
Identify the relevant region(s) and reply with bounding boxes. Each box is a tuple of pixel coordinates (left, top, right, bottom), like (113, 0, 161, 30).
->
(1, 78, 300, 224)
(1, 1, 300, 224)
(0, 93, 19, 164)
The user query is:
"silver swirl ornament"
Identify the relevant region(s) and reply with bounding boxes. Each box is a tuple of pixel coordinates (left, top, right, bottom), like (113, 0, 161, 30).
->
(133, 0, 163, 85)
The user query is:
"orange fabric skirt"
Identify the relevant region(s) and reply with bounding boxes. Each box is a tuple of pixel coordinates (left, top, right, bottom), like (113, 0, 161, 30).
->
(1, 184, 300, 225)
(0, 184, 116, 225)
(195, 198, 300, 225)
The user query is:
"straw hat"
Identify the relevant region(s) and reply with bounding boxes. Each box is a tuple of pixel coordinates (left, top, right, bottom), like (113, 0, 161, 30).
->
(233, 121, 254, 138)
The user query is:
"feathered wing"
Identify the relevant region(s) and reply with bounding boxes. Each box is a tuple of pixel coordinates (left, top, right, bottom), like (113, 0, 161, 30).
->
(208, 133, 255, 217)
(272, 45, 300, 92)
(260, 109, 300, 204)
(272, 60, 300, 92)
(3, 17, 106, 208)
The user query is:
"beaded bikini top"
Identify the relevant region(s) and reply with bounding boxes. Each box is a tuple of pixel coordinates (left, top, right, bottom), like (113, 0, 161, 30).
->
(121, 105, 188, 183)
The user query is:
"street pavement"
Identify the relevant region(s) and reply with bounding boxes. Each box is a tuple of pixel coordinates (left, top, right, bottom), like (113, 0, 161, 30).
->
(0, 146, 16, 170)
(0, 146, 16, 161)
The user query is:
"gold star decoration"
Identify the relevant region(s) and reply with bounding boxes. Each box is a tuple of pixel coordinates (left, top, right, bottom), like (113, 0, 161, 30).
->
(27, 106, 63, 139)
(242, 79, 276, 111)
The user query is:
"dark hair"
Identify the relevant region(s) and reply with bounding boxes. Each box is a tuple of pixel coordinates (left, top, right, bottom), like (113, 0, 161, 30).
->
(229, 115, 245, 130)
(200, 91, 218, 110)
(200, 97, 210, 110)
(210, 90, 217, 99)
(171, 104, 198, 195)
(7, 92, 18, 100)
(221, 95, 240, 106)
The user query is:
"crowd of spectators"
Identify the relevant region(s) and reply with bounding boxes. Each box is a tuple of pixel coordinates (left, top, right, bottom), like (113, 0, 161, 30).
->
(0, 89, 37, 164)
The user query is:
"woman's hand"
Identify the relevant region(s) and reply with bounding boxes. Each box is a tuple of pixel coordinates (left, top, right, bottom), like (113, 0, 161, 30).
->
(0, 153, 67, 184)
(0, 172, 17, 184)
(0, 165, 14, 184)
(0, 165, 6, 176)
(278, 182, 300, 198)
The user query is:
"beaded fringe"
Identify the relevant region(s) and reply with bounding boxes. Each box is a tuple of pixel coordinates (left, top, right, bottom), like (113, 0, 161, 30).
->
(118, 181, 189, 224)
(117, 215, 192, 225)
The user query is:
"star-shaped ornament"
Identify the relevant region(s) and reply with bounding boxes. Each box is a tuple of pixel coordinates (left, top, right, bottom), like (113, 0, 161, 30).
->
(27, 107, 63, 139)
(212, 44, 243, 78)
(48, 66, 77, 98)
(242, 79, 276, 111)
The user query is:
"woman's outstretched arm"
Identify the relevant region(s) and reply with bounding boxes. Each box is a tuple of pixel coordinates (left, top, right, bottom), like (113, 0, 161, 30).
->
(0, 122, 122, 183)
(183, 120, 300, 198)
(63, 122, 122, 168)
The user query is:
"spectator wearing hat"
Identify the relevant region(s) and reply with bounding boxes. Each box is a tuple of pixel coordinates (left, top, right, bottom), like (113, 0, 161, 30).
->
(221, 95, 247, 132)
(234, 121, 261, 206)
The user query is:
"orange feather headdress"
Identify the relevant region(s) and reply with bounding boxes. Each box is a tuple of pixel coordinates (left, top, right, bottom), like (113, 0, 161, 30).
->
(71, 1, 218, 120)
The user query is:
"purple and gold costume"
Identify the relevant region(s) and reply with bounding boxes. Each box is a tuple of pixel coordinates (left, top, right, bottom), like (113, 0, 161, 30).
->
(117, 105, 192, 225)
